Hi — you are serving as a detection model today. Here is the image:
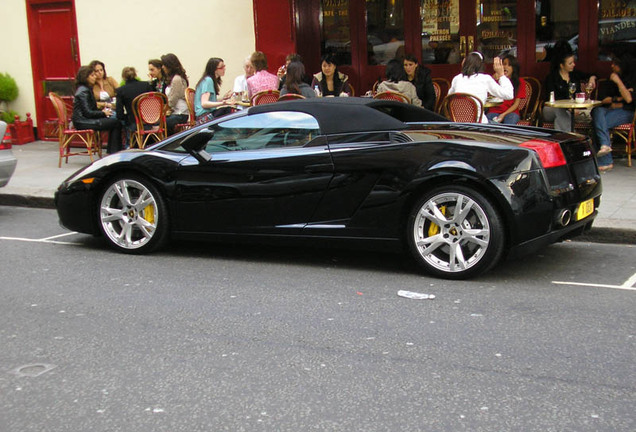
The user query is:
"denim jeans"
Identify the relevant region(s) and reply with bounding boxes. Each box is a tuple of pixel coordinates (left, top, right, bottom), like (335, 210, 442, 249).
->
(591, 106, 634, 166)
(486, 111, 520, 125)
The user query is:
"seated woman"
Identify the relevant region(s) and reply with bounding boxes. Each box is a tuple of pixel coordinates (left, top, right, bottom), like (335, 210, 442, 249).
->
(280, 61, 316, 99)
(311, 53, 353, 97)
(194, 57, 236, 124)
(376, 59, 422, 106)
(246, 51, 279, 98)
(592, 54, 635, 171)
(403, 54, 435, 110)
(89, 60, 118, 110)
(115, 66, 152, 134)
(72, 65, 122, 154)
(161, 53, 189, 135)
(448, 51, 513, 123)
(486, 54, 526, 125)
(543, 41, 596, 131)
(148, 58, 167, 94)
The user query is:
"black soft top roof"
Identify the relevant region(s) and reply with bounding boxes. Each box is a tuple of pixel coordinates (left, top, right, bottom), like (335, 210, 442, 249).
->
(248, 97, 447, 135)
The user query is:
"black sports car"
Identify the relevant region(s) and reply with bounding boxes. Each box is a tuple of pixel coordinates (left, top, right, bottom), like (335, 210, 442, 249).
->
(55, 98, 602, 279)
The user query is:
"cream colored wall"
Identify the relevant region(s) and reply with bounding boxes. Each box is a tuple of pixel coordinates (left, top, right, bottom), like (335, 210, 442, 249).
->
(1, 0, 36, 123)
(1, 0, 255, 125)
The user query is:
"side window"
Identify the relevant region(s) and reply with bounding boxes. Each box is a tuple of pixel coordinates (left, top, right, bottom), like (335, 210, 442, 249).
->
(204, 111, 321, 153)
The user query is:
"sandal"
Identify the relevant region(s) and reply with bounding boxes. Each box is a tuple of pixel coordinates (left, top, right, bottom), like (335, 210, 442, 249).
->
(597, 145, 612, 156)
(599, 164, 613, 172)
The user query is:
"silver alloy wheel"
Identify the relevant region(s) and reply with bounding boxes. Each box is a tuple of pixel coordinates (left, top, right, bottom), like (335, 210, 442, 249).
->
(99, 179, 159, 250)
(412, 192, 491, 273)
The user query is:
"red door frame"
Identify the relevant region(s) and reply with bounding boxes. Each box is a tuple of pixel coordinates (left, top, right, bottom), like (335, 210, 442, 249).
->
(26, 0, 81, 139)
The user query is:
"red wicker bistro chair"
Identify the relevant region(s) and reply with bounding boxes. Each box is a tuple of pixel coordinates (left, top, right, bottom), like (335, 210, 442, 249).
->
(251, 90, 280, 106)
(517, 76, 541, 126)
(131, 92, 167, 149)
(373, 91, 411, 104)
(175, 88, 196, 132)
(442, 93, 483, 123)
(610, 109, 636, 167)
(49, 92, 101, 167)
(278, 93, 306, 101)
(432, 77, 451, 113)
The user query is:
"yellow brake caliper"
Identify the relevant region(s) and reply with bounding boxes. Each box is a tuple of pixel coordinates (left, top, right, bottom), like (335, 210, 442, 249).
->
(427, 205, 446, 236)
(143, 205, 155, 224)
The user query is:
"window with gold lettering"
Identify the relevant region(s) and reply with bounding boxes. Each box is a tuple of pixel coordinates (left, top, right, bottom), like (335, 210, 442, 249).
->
(321, 0, 352, 65)
(476, 1, 517, 62)
(366, 0, 405, 65)
(598, 0, 636, 60)
(420, 0, 462, 65)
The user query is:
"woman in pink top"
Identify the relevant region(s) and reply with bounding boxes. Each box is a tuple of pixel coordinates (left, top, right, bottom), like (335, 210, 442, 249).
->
(246, 51, 279, 98)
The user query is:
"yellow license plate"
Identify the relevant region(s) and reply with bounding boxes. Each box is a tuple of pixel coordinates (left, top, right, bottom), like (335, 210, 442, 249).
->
(576, 199, 594, 221)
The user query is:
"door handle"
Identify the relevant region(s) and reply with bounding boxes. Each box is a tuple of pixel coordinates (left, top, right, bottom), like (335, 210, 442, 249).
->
(468, 36, 474, 54)
(459, 36, 466, 59)
(305, 163, 333, 173)
(70, 37, 78, 62)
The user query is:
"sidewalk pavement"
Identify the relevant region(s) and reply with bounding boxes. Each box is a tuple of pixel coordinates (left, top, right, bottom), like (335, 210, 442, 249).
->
(1, 140, 636, 236)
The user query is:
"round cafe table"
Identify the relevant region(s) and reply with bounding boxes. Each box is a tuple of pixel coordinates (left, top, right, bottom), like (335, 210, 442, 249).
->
(543, 99, 602, 132)
(484, 97, 503, 108)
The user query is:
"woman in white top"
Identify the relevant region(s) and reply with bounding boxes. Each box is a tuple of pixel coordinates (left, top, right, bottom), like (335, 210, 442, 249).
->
(161, 53, 189, 135)
(448, 52, 514, 123)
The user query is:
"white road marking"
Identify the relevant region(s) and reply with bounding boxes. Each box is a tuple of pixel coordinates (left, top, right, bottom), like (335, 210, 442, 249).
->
(0, 233, 81, 246)
(552, 272, 636, 291)
(41, 232, 78, 241)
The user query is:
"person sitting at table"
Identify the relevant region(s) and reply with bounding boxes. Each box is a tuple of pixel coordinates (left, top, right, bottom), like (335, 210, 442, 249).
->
(195, 57, 237, 124)
(277, 53, 312, 91)
(543, 41, 596, 131)
(148, 58, 167, 94)
(311, 53, 353, 97)
(115, 67, 152, 143)
(89, 60, 118, 110)
(376, 59, 422, 106)
(448, 51, 513, 123)
(233, 56, 255, 95)
(592, 54, 635, 172)
(246, 51, 279, 98)
(161, 53, 189, 135)
(486, 54, 526, 125)
(72, 65, 122, 154)
(279, 61, 316, 99)
(403, 54, 435, 111)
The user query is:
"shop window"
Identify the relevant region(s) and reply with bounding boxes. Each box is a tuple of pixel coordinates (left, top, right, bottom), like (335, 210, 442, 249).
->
(476, 0, 518, 62)
(321, 0, 352, 65)
(598, 0, 636, 61)
(420, 0, 461, 65)
(366, 0, 405, 65)
(535, 0, 579, 63)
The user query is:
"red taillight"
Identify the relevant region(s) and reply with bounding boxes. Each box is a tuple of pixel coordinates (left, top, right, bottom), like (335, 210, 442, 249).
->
(0, 141, 11, 150)
(519, 139, 567, 168)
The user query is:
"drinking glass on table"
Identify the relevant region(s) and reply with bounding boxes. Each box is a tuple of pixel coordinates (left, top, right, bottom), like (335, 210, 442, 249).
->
(584, 81, 594, 101)
(568, 82, 577, 100)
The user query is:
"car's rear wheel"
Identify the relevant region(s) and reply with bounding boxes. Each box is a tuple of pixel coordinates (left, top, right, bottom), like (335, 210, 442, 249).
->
(98, 175, 168, 253)
(407, 185, 505, 279)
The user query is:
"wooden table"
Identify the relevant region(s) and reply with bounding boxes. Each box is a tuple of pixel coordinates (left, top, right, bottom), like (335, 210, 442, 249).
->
(543, 99, 602, 132)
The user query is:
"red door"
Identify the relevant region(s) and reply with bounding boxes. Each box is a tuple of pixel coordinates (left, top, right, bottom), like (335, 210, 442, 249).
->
(26, 0, 81, 140)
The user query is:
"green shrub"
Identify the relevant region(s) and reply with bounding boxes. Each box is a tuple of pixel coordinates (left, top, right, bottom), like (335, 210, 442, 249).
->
(0, 72, 19, 102)
(0, 110, 19, 123)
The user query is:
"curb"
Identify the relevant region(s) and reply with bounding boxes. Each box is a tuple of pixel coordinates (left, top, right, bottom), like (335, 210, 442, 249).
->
(0, 194, 55, 209)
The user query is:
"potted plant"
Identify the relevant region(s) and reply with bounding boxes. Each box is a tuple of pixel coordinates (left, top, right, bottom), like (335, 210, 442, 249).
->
(0, 72, 34, 144)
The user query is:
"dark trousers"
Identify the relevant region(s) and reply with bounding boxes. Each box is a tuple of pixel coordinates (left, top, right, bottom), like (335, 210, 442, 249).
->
(75, 117, 123, 154)
(166, 114, 188, 135)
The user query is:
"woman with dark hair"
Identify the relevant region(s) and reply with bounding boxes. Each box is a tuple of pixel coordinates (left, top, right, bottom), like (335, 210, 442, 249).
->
(403, 54, 435, 110)
(194, 57, 236, 124)
(72, 65, 122, 154)
(486, 54, 526, 124)
(148, 59, 166, 93)
(376, 59, 421, 106)
(88, 60, 118, 110)
(592, 54, 635, 171)
(160, 53, 189, 135)
(246, 51, 279, 98)
(543, 42, 597, 131)
(311, 53, 353, 97)
(447, 51, 513, 123)
(280, 61, 316, 98)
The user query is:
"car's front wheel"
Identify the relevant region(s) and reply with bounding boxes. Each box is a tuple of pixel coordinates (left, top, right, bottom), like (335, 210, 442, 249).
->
(407, 185, 505, 279)
(98, 175, 168, 253)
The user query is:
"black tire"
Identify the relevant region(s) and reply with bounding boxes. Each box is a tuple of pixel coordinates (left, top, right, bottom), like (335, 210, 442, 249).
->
(406, 185, 505, 279)
(97, 174, 169, 254)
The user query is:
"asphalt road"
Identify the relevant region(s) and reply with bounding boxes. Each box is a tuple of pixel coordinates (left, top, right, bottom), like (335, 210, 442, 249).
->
(1, 206, 635, 431)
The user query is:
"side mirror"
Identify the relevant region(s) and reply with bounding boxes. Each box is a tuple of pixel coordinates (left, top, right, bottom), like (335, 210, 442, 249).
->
(181, 129, 214, 163)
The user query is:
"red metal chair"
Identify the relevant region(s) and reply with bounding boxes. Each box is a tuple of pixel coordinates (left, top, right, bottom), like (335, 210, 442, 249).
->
(131, 92, 167, 149)
(373, 91, 411, 104)
(442, 93, 483, 123)
(49, 92, 101, 167)
(278, 93, 306, 101)
(175, 87, 196, 132)
(251, 90, 280, 106)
